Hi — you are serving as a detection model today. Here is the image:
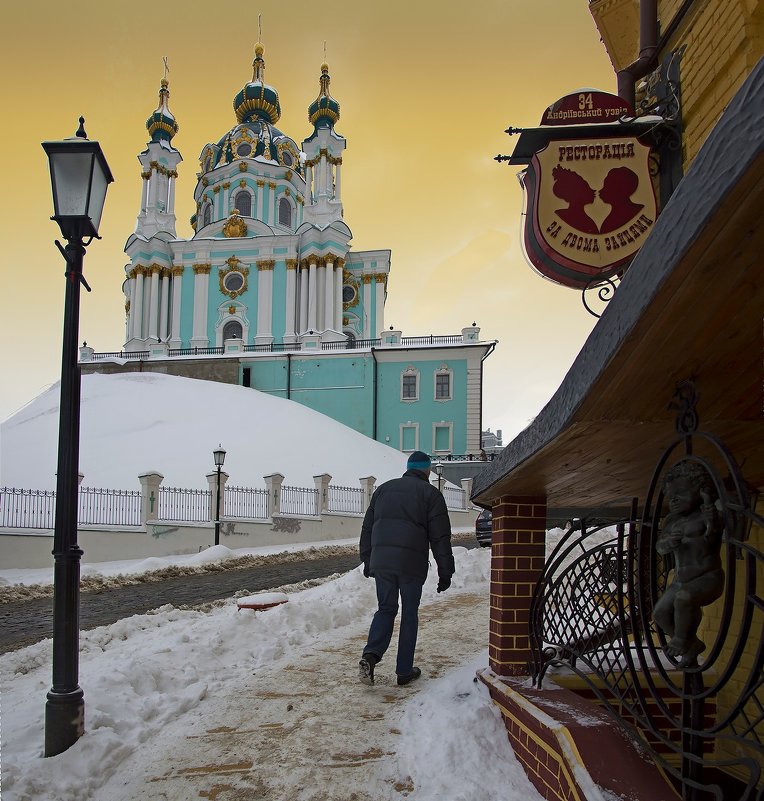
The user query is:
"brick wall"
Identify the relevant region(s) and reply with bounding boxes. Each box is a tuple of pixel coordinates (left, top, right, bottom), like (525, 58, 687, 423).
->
(489, 495, 546, 676)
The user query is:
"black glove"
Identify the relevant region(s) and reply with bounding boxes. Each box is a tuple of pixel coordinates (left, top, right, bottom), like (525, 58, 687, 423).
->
(363, 562, 370, 578)
(437, 576, 451, 593)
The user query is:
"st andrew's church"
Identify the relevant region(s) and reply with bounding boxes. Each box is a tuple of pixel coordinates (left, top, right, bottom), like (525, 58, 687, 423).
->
(81, 43, 495, 457)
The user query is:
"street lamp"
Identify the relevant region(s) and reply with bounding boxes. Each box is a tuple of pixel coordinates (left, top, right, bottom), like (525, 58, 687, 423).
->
(42, 117, 113, 758)
(213, 444, 226, 546)
(435, 462, 444, 494)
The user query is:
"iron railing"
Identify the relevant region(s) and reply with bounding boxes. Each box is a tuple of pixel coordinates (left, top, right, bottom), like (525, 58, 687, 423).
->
(90, 350, 149, 361)
(443, 486, 466, 510)
(167, 347, 224, 356)
(280, 485, 319, 517)
(529, 384, 764, 801)
(157, 486, 211, 522)
(1, 487, 56, 528)
(328, 485, 366, 514)
(439, 452, 497, 462)
(224, 485, 268, 520)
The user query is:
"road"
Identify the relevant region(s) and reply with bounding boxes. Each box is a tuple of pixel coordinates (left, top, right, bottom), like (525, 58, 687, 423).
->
(0, 552, 361, 655)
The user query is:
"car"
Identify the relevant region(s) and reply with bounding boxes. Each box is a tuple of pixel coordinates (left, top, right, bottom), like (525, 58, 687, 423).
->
(475, 508, 493, 547)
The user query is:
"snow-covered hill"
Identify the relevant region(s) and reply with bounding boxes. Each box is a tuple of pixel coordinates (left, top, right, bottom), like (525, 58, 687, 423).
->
(0, 372, 410, 490)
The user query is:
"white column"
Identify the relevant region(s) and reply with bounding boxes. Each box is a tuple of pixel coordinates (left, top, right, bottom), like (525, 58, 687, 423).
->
(213, 189, 221, 219)
(284, 261, 297, 339)
(125, 275, 135, 342)
(316, 261, 325, 330)
(324, 258, 334, 332)
(168, 175, 176, 215)
(264, 268, 273, 336)
(299, 264, 309, 334)
(375, 275, 385, 334)
(222, 186, 229, 217)
(191, 266, 210, 346)
(308, 258, 318, 332)
(148, 266, 161, 340)
(321, 154, 329, 196)
(133, 269, 145, 340)
(363, 276, 372, 338)
(334, 265, 343, 331)
(170, 267, 183, 346)
(159, 270, 170, 341)
(334, 162, 341, 201)
(256, 181, 264, 220)
(140, 177, 149, 212)
(305, 164, 313, 203)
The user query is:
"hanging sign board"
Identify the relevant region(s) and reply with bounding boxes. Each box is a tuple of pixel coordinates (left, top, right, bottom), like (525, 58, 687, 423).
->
(540, 90, 632, 126)
(518, 91, 657, 289)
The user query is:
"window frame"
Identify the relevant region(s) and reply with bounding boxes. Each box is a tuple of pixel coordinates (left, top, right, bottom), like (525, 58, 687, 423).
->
(434, 367, 453, 402)
(400, 368, 420, 402)
(432, 422, 453, 455)
(400, 422, 420, 453)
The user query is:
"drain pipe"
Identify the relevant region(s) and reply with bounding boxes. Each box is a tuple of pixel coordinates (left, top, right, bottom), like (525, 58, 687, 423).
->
(286, 352, 291, 400)
(617, 0, 659, 109)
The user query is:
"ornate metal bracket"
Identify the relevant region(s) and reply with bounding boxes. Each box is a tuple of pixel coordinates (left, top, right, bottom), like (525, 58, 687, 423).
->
(581, 274, 622, 318)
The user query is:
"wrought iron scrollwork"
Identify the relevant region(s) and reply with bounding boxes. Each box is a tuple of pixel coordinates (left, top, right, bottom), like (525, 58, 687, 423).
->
(530, 382, 764, 800)
(581, 274, 621, 318)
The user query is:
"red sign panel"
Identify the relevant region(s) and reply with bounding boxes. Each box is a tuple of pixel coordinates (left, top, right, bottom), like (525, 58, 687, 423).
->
(541, 91, 633, 126)
(520, 136, 657, 289)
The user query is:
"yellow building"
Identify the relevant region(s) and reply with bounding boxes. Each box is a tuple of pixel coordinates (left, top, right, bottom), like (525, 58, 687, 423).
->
(473, 2, 764, 799)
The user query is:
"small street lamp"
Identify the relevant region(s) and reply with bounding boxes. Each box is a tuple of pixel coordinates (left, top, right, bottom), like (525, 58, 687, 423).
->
(435, 462, 444, 494)
(213, 445, 226, 546)
(42, 117, 113, 758)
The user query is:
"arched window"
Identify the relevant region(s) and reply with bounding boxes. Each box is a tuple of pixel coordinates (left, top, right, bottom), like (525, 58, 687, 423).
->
(234, 190, 251, 217)
(203, 204, 212, 227)
(223, 320, 243, 341)
(278, 197, 292, 228)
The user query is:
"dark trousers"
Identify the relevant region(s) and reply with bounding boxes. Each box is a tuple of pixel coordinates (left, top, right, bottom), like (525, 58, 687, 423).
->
(364, 572, 424, 676)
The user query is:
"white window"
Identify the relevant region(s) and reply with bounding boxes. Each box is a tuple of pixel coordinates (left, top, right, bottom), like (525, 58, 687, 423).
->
(400, 423, 419, 452)
(435, 368, 453, 401)
(401, 367, 419, 401)
(432, 422, 453, 454)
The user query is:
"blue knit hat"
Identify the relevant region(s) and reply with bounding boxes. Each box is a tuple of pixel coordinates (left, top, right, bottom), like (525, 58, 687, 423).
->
(407, 451, 431, 472)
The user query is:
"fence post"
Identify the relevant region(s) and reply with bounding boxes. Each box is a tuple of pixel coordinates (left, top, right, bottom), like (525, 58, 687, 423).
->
(313, 474, 332, 515)
(461, 477, 473, 509)
(359, 476, 376, 512)
(206, 470, 229, 523)
(78, 472, 85, 486)
(138, 472, 164, 525)
(264, 473, 284, 517)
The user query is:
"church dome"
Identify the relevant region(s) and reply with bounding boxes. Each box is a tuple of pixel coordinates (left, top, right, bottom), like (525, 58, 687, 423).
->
(146, 78, 179, 142)
(233, 43, 281, 125)
(210, 120, 301, 172)
(308, 62, 340, 128)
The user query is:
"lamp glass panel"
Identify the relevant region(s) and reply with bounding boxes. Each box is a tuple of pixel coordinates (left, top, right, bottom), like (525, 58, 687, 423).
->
(50, 152, 93, 217)
(86, 159, 110, 234)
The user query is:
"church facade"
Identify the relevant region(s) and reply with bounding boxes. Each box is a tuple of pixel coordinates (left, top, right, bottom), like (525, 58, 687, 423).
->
(82, 44, 495, 456)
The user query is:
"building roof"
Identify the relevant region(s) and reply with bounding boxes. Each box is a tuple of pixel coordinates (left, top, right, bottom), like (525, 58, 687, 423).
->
(473, 59, 764, 508)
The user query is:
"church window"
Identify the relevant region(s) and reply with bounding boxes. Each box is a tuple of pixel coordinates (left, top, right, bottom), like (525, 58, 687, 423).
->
(203, 204, 212, 227)
(223, 320, 243, 341)
(435, 370, 452, 401)
(282, 150, 294, 167)
(401, 370, 419, 401)
(234, 191, 252, 217)
(433, 423, 453, 453)
(278, 197, 292, 228)
(236, 142, 252, 157)
(223, 272, 244, 293)
(342, 284, 357, 305)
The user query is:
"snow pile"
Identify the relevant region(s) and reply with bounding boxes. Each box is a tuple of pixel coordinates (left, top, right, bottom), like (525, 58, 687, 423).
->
(0, 372, 411, 490)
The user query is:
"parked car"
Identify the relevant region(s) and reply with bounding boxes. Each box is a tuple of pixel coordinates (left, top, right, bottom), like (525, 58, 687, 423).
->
(475, 508, 492, 547)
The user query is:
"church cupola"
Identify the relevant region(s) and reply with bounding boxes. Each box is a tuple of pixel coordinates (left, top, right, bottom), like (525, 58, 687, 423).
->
(233, 43, 281, 125)
(146, 77, 179, 142)
(308, 62, 340, 129)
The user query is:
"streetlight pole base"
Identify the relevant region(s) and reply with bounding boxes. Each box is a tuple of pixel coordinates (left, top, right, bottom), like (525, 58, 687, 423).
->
(44, 686, 84, 757)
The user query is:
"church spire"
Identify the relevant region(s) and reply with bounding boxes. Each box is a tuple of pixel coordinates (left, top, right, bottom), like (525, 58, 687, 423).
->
(233, 40, 281, 124)
(146, 61, 179, 143)
(308, 56, 340, 129)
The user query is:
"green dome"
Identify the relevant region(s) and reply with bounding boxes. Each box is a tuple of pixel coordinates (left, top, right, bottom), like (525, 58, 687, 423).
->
(146, 79, 179, 142)
(233, 43, 281, 125)
(308, 63, 340, 128)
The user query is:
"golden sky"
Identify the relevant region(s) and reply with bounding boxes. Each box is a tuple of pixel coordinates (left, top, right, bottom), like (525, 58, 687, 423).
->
(0, 0, 617, 441)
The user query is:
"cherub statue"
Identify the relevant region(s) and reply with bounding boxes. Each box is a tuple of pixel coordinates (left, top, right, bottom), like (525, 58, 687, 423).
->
(652, 461, 725, 667)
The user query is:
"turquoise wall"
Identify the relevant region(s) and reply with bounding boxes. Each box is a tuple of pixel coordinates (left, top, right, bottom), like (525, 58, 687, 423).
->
(179, 262, 196, 345)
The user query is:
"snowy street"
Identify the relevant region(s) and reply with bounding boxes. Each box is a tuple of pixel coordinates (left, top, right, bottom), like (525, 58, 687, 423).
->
(0, 546, 542, 800)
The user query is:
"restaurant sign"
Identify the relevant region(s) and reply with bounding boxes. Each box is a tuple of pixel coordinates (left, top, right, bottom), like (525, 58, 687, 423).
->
(519, 92, 657, 289)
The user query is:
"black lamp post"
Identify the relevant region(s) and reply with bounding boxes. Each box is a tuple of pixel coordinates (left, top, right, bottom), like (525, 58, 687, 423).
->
(42, 117, 113, 758)
(435, 462, 444, 494)
(213, 445, 226, 546)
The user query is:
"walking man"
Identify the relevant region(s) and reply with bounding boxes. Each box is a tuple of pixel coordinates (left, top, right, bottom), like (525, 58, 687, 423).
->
(358, 451, 454, 686)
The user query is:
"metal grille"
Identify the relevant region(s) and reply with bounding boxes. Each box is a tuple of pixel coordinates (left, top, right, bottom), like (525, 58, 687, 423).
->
(443, 486, 466, 510)
(280, 485, 319, 517)
(0, 487, 56, 528)
(157, 486, 211, 522)
(90, 350, 149, 360)
(224, 485, 268, 520)
(328, 485, 366, 514)
(78, 486, 141, 526)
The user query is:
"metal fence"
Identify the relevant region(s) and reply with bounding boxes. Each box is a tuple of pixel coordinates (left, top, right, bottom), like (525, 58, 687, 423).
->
(0, 486, 142, 528)
(225, 485, 268, 520)
(280, 485, 319, 517)
(157, 486, 211, 522)
(78, 486, 142, 526)
(443, 485, 466, 510)
(328, 485, 366, 515)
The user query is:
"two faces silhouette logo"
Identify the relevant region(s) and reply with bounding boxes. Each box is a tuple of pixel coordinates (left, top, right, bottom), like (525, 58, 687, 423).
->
(551, 165, 644, 235)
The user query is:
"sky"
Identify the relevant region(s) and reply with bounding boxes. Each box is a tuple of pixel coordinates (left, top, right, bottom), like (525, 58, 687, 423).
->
(0, 0, 617, 440)
(0, 544, 549, 801)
